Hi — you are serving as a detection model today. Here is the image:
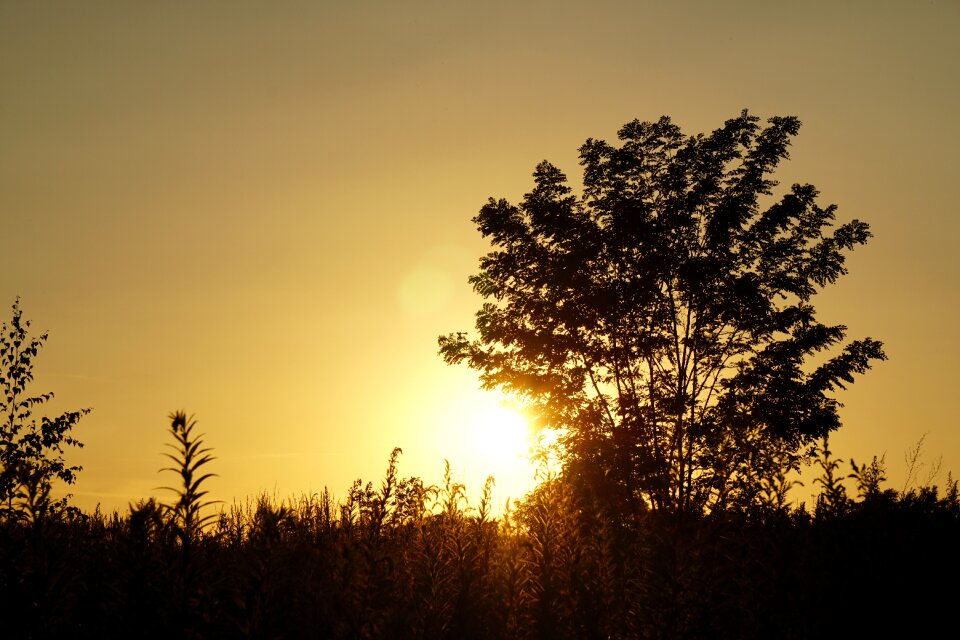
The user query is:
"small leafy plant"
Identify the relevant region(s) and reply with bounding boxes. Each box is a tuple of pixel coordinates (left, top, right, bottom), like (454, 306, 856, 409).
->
(160, 411, 218, 544)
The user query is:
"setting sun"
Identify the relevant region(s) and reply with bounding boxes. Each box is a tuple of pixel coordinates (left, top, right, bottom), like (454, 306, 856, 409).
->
(467, 400, 531, 476)
(419, 386, 539, 508)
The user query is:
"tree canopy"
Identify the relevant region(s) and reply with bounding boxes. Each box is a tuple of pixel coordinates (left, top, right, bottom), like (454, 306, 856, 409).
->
(440, 111, 885, 515)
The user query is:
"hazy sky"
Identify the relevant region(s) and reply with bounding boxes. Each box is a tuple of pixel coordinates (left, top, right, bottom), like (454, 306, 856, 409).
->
(2, 1, 958, 513)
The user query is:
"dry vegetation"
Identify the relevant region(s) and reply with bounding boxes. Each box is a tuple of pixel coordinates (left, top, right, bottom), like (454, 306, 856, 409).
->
(1, 434, 958, 639)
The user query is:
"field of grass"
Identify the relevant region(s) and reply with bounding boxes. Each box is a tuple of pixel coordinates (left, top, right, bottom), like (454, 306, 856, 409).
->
(2, 440, 958, 639)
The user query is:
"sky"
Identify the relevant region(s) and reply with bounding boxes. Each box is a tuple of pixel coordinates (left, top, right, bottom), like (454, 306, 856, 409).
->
(2, 1, 958, 514)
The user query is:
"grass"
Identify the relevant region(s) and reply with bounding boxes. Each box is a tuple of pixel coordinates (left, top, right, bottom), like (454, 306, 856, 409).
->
(0, 424, 958, 638)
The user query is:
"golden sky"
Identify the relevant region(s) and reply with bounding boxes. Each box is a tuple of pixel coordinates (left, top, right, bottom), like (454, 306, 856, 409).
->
(2, 1, 958, 513)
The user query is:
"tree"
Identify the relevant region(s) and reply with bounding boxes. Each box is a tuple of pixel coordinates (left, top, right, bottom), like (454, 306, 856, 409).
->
(0, 298, 87, 520)
(439, 111, 885, 515)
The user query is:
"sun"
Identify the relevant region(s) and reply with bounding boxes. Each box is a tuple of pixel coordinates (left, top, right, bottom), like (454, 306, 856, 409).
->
(468, 401, 530, 468)
(426, 389, 539, 507)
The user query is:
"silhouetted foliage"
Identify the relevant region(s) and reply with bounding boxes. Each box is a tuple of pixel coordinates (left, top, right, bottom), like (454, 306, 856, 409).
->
(159, 410, 220, 636)
(0, 298, 87, 522)
(160, 411, 219, 544)
(0, 445, 957, 639)
(440, 111, 885, 515)
(0, 112, 946, 638)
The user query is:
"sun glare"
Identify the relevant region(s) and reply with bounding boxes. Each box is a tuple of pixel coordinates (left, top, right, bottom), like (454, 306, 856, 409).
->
(468, 402, 530, 467)
(429, 390, 540, 507)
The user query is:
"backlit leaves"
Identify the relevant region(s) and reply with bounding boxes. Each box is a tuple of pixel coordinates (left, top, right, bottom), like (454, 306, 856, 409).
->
(441, 111, 886, 514)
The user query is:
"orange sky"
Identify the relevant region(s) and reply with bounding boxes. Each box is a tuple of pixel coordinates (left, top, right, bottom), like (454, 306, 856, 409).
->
(2, 1, 958, 514)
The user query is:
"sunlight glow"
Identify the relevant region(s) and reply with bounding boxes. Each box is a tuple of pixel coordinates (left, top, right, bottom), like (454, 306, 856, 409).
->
(429, 390, 539, 508)
(468, 402, 530, 469)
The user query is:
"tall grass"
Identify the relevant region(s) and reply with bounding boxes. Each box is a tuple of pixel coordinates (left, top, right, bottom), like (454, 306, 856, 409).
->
(0, 432, 958, 638)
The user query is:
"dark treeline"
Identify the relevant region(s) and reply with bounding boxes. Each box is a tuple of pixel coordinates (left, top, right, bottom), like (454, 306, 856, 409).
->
(1, 445, 958, 639)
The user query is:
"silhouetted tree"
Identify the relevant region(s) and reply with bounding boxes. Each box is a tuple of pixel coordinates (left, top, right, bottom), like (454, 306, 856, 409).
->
(440, 111, 885, 515)
(0, 298, 87, 521)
